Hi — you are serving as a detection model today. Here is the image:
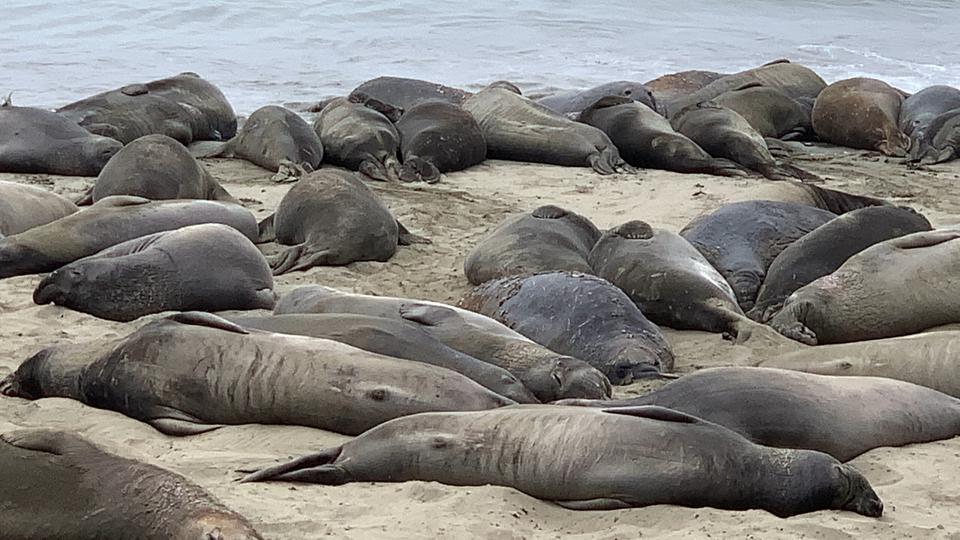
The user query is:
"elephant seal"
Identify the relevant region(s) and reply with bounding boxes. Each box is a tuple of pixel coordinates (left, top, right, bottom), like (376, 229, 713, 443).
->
(0, 196, 258, 279)
(0, 312, 513, 436)
(578, 96, 746, 176)
(554, 366, 960, 462)
(77, 134, 236, 205)
(644, 69, 727, 108)
(395, 101, 486, 183)
(712, 85, 813, 139)
(749, 206, 932, 322)
(812, 77, 910, 156)
(273, 286, 612, 402)
(908, 107, 960, 165)
(33, 224, 275, 322)
(588, 220, 744, 333)
(261, 169, 428, 275)
(769, 229, 960, 344)
(227, 313, 538, 403)
(458, 271, 675, 383)
(0, 429, 263, 539)
(462, 83, 632, 174)
(680, 200, 836, 310)
(350, 76, 472, 110)
(464, 204, 600, 285)
(899, 85, 960, 138)
(0, 105, 121, 176)
(314, 95, 402, 182)
(537, 81, 657, 115)
(240, 405, 883, 518)
(0, 181, 77, 236)
(744, 182, 888, 215)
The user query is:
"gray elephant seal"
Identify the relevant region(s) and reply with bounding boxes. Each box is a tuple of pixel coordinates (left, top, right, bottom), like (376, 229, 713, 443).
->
(644, 69, 727, 108)
(0, 181, 77, 236)
(899, 85, 960, 138)
(261, 169, 427, 275)
(749, 206, 932, 322)
(273, 286, 612, 402)
(240, 405, 883, 518)
(77, 134, 236, 205)
(554, 366, 960, 462)
(314, 95, 402, 182)
(588, 220, 744, 333)
(0, 105, 121, 176)
(395, 101, 486, 183)
(0, 312, 513, 436)
(463, 83, 632, 174)
(0, 429, 263, 540)
(227, 313, 537, 403)
(712, 85, 813, 139)
(0, 196, 258, 279)
(909, 108, 960, 165)
(744, 182, 888, 215)
(579, 96, 746, 176)
(681, 200, 836, 310)
(537, 81, 657, 115)
(458, 271, 675, 383)
(812, 77, 911, 156)
(464, 205, 600, 285)
(770, 229, 960, 345)
(350, 76, 472, 110)
(33, 224, 275, 322)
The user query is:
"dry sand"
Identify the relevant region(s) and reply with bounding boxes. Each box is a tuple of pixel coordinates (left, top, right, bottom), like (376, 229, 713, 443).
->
(2, 145, 960, 538)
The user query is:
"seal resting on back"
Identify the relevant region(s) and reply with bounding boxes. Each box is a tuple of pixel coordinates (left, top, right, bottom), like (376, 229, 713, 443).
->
(464, 204, 600, 285)
(0, 312, 513, 436)
(536, 81, 657, 115)
(33, 224, 275, 322)
(0, 429, 264, 540)
(812, 77, 911, 156)
(458, 271, 675, 383)
(240, 405, 883, 518)
(395, 100, 486, 183)
(350, 76, 473, 110)
(0, 181, 77, 236)
(314, 95, 403, 182)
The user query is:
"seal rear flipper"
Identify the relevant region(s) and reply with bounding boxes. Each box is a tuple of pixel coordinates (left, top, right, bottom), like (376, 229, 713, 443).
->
(270, 245, 334, 275)
(359, 159, 396, 182)
(75, 186, 95, 206)
(271, 159, 311, 183)
(398, 303, 457, 326)
(602, 405, 702, 424)
(165, 312, 251, 334)
(257, 213, 276, 243)
(239, 447, 345, 483)
(397, 221, 431, 245)
(399, 157, 441, 184)
(554, 498, 632, 511)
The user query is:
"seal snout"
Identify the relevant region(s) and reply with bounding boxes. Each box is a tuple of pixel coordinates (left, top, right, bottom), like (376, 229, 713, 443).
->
(33, 271, 73, 306)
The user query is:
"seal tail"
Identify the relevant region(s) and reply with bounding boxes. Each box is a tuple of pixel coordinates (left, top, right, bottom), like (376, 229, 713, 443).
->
(239, 447, 347, 484)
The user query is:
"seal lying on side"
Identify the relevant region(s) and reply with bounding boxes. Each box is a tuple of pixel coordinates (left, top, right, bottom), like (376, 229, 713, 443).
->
(899, 85, 960, 139)
(680, 200, 836, 310)
(463, 82, 632, 174)
(0, 196, 259, 279)
(273, 286, 612, 401)
(554, 367, 960, 462)
(0, 429, 264, 540)
(350, 76, 473, 110)
(464, 204, 600, 285)
(712, 85, 813, 139)
(0, 313, 513, 436)
(240, 405, 883, 518)
(743, 182, 888, 215)
(909, 108, 960, 165)
(0, 181, 77, 236)
(644, 69, 727, 108)
(314, 95, 402, 182)
(33, 224, 275, 322)
(749, 206, 932, 322)
(588, 220, 744, 333)
(812, 77, 911, 156)
(537, 81, 658, 115)
(459, 271, 675, 383)
(395, 101, 486, 183)
(769, 229, 960, 345)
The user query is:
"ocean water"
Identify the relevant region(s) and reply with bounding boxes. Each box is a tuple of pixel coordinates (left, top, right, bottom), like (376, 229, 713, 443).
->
(4, 0, 959, 114)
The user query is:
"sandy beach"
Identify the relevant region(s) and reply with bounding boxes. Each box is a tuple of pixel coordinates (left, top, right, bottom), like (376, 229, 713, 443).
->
(2, 145, 959, 538)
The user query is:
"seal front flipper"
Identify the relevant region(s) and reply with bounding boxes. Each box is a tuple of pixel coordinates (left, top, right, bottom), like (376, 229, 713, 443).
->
(75, 186, 95, 206)
(187, 140, 231, 159)
(397, 221, 431, 245)
(147, 406, 225, 436)
(92, 195, 152, 207)
(555, 498, 632, 511)
(257, 213, 276, 243)
(165, 312, 250, 334)
(601, 405, 702, 424)
(399, 303, 457, 326)
(240, 447, 345, 483)
(0, 429, 82, 455)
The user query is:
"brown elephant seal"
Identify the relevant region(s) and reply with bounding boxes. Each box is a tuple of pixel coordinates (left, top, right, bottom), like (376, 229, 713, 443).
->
(395, 101, 486, 183)
(260, 169, 428, 275)
(0, 196, 259, 279)
(769, 229, 960, 345)
(644, 69, 727, 108)
(350, 76, 472, 110)
(227, 313, 538, 403)
(459, 271, 675, 383)
(33, 224, 275, 322)
(0, 429, 263, 540)
(744, 182, 888, 214)
(554, 366, 960, 462)
(579, 96, 747, 176)
(537, 81, 657, 115)
(77, 134, 236, 205)
(712, 85, 813, 139)
(462, 83, 632, 174)
(240, 405, 883, 518)
(273, 286, 612, 402)
(908, 107, 960, 165)
(749, 206, 932, 322)
(0, 312, 513, 436)
(899, 85, 960, 138)
(812, 77, 910, 156)
(588, 220, 744, 333)
(0, 105, 121, 176)
(464, 205, 600, 285)
(0, 181, 77, 236)
(680, 200, 836, 310)
(314, 95, 402, 182)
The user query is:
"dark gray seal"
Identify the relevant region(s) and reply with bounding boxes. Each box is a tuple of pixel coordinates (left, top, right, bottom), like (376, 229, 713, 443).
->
(314, 95, 402, 182)
(537, 81, 658, 116)
(899, 85, 960, 138)
(458, 271, 675, 383)
(349, 76, 472, 110)
(464, 204, 600, 285)
(0, 312, 513, 436)
(812, 77, 911, 156)
(33, 224, 275, 322)
(395, 100, 486, 183)
(0, 429, 264, 540)
(680, 200, 836, 310)
(712, 85, 813, 139)
(908, 107, 960, 165)
(240, 405, 883, 518)
(644, 69, 727, 109)
(0, 181, 77, 236)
